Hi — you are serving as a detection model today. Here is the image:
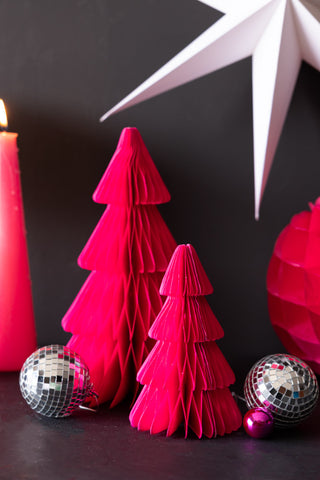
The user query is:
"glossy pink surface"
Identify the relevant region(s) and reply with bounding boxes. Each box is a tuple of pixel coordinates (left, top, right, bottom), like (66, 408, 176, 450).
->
(243, 408, 274, 439)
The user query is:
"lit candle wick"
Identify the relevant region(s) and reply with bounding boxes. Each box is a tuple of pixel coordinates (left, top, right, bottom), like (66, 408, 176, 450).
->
(0, 99, 8, 132)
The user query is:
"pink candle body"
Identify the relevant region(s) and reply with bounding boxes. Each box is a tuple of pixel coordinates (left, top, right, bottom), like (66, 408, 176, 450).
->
(0, 132, 36, 370)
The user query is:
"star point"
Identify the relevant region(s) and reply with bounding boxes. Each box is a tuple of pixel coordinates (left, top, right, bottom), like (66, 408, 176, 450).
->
(101, 0, 320, 218)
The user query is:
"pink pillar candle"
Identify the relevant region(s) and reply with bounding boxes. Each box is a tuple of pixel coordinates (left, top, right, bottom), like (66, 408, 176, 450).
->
(0, 132, 37, 370)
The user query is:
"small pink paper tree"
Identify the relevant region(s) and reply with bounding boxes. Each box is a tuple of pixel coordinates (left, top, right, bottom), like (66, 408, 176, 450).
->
(62, 127, 176, 406)
(130, 244, 242, 437)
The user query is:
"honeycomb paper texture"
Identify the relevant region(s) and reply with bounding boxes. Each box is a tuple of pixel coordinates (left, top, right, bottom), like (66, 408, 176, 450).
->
(61, 127, 176, 407)
(129, 244, 242, 438)
(267, 198, 320, 375)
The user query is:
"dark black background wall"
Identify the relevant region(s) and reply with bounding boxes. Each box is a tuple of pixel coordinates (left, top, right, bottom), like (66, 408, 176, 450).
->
(1, 0, 320, 379)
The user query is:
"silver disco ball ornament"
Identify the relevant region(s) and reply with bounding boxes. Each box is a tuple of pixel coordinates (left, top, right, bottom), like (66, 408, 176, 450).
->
(244, 353, 319, 427)
(20, 345, 96, 418)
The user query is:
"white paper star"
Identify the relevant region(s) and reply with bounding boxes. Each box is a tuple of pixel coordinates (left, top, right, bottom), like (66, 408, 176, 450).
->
(101, 0, 320, 219)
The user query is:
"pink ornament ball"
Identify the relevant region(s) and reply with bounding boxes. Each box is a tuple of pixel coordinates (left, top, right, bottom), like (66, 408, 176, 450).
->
(243, 408, 274, 439)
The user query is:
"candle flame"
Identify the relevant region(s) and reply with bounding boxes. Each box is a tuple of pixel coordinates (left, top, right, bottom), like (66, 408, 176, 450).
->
(0, 100, 8, 129)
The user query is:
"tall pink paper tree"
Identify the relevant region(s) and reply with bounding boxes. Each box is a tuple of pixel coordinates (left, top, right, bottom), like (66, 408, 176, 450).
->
(130, 244, 242, 437)
(62, 127, 176, 407)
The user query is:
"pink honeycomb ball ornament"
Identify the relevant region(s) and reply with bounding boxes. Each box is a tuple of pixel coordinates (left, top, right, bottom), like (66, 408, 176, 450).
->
(267, 199, 320, 374)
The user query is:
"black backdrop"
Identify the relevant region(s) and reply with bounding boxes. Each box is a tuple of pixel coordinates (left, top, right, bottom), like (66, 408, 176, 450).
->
(1, 0, 320, 381)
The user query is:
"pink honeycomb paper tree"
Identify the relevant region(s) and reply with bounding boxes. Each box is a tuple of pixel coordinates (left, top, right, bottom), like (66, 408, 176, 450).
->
(129, 244, 242, 438)
(62, 127, 176, 406)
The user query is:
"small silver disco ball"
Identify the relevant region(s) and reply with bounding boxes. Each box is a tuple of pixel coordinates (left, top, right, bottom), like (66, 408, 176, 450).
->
(244, 353, 319, 427)
(20, 345, 95, 418)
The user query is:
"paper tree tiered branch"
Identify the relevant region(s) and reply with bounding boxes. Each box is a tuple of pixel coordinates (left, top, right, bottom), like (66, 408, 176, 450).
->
(130, 244, 242, 437)
(62, 127, 176, 406)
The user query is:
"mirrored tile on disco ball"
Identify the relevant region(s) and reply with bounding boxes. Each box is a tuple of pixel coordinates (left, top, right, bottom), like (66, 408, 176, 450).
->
(19, 345, 95, 418)
(244, 354, 319, 427)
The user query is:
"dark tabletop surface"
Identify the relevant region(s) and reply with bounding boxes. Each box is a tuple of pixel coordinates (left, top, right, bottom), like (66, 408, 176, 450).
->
(2, 372, 320, 480)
